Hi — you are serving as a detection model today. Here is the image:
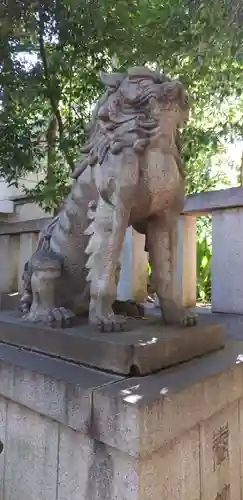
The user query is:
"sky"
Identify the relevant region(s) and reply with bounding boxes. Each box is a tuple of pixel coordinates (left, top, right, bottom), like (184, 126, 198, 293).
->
(226, 141, 243, 185)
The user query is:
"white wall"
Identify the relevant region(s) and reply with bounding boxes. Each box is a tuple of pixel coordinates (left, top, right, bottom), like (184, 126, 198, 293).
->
(0, 168, 51, 220)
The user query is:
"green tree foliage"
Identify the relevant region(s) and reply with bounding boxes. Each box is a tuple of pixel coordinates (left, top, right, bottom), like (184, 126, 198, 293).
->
(0, 0, 243, 211)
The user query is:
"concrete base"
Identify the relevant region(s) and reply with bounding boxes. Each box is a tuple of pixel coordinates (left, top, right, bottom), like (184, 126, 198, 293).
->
(0, 311, 225, 375)
(0, 333, 243, 499)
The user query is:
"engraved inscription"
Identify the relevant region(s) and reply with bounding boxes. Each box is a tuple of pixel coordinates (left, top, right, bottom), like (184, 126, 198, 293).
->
(212, 423, 229, 471)
(215, 484, 230, 500)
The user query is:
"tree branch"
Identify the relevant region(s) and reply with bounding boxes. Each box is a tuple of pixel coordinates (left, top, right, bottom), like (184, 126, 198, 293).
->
(38, 9, 75, 171)
(38, 19, 63, 135)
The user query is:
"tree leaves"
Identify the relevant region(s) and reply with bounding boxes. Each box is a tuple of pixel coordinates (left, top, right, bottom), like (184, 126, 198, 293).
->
(0, 0, 242, 206)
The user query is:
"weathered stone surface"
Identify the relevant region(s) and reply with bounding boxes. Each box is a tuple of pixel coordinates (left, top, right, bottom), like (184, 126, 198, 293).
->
(4, 402, 58, 500)
(111, 450, 138, 500)
(212, 209, 243, 314)
(20, 68, 197, 333)
(93, 340, 243, 456)
(0, 292, 21, 311)
(197, 307, 243, 340)
(57, 425, 200, 500)
(0, 311, 225, 375)
(178, 215, 197, 308)
(0, 336, 243, 499)
(57, 426, 93, 500)
(132, 321, 225, 375)
(0, 343, 122, 432)
(140, 427, 200, 500)
(57, 424, 138, 500)
(0, 235, 19, 293)
(200, 401, 241, 500)
(0, 218, 50, 236)
(117, 226, 148, 303)
(184, 186, 243, 215)
(238, 397, 243, 493)
(0, 396, 6, 500)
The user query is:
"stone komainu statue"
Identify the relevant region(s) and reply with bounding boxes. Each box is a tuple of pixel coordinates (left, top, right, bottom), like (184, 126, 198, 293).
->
(21, 66, 197, 331)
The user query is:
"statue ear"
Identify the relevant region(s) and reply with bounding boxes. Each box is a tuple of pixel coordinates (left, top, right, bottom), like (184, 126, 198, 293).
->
(99, 71, 123, 89)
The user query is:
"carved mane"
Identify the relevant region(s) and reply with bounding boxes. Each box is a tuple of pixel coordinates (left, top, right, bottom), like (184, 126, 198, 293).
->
(72, 67, 187, 180)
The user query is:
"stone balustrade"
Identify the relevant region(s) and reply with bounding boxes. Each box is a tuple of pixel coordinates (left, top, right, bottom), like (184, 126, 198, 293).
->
(183, 186, 243, 314)
(119, 185, 243, 313)
(0, 218, 50, 294)
(0, 186, 243, 314)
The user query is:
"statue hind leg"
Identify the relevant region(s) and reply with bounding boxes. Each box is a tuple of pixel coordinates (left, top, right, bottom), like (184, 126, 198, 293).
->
(146, 214, 197, 326)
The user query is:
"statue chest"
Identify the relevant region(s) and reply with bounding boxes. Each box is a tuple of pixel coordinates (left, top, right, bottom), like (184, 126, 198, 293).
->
(134, 149, 184, 217)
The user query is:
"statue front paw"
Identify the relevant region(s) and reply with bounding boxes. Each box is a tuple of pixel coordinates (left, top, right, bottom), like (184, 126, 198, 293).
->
(181, 310, 197, 327)
(89, 312, 127, 332)
(23, 306, 75, 328)
(47, 307, 76, 328)
(163, 306, 198, 327)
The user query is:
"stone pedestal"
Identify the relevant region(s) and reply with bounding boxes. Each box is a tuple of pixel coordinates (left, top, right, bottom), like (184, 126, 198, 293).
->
(0, 334, 242, 499)
(0, 311, 225, 375)
(212, 208, 243, 314)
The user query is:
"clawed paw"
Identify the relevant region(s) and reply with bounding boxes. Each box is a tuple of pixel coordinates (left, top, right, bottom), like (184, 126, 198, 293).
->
(90, 313, 127, 333)
(163, 307, 198, 327)
(23, 306, 75, 328)
(47, 307, 76, 328)
(182, 311, 197, 327)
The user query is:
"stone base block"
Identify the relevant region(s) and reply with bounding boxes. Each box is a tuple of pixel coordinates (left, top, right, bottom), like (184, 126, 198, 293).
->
(0, 311, 225, 375)
(0, 292, 20, 311)
(0, 338, 243, 499)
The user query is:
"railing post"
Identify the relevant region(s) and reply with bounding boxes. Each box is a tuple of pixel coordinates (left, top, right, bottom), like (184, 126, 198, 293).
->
(212, 208, 243, 313)
(117, 227, 148, 303)
(0, 235, 20, 293)
(178, 215, 197, 308)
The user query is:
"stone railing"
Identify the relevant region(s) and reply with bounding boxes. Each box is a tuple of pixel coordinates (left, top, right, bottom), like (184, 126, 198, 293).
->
(182, 186, 243, 314)
(0, 186, 243, 314)
(119, 186, 243, 314)
(0, 218, 51, 294)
